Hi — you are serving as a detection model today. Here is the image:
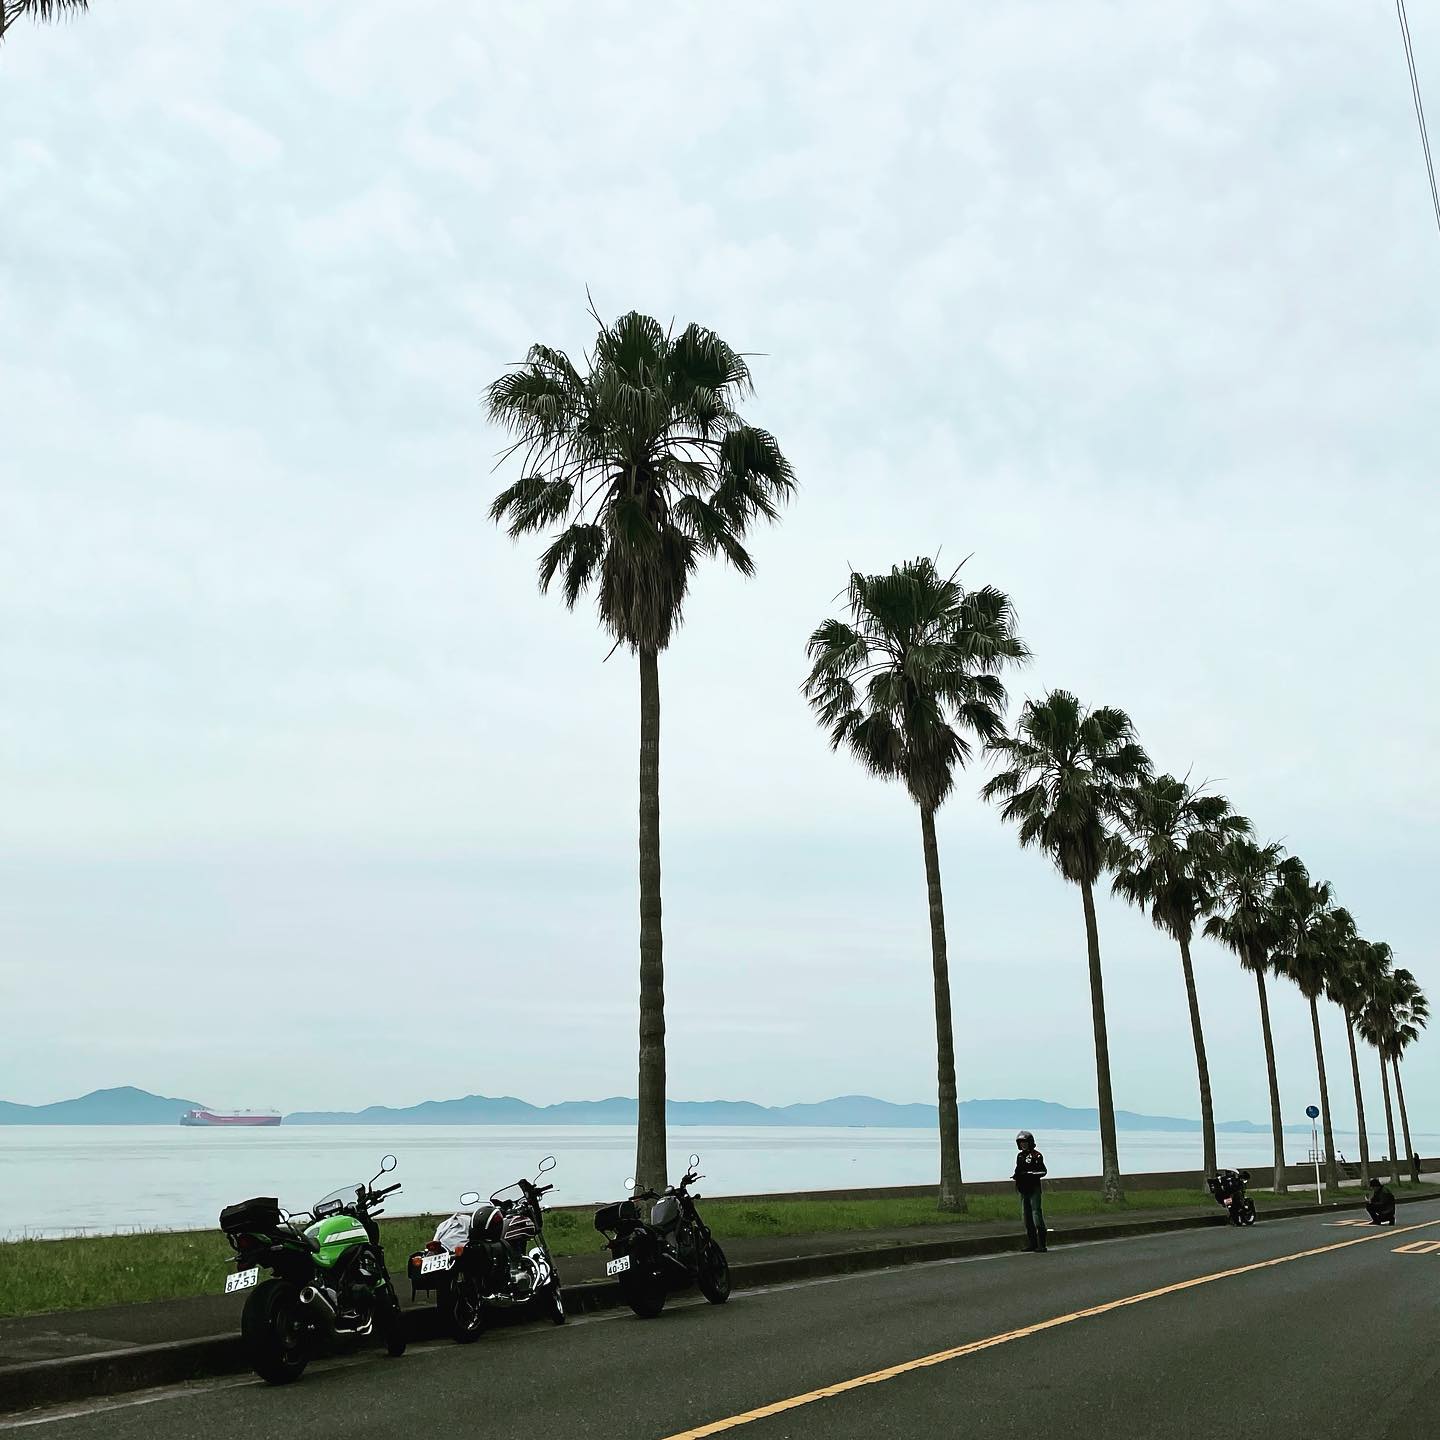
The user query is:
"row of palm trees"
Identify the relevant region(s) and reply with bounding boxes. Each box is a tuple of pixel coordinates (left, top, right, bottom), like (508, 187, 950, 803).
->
(487, 310, 1427, 1203)
(803, 561, 1429, 1207)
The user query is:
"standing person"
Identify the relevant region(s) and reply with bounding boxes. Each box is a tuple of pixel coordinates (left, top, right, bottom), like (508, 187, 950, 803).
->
(1014, 1131, 1049, 1252)
(1365, 1178, 1396, 1225)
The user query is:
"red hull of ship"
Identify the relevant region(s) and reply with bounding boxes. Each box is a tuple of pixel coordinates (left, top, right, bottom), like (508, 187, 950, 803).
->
(180, 1110, 282, 1127)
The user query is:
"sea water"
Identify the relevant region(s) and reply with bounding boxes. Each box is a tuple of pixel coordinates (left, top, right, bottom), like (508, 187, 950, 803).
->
(1, 1123, 1418, 1238)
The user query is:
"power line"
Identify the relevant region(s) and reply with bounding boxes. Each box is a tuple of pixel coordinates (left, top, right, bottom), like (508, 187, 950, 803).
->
(1396, 0, 1440, 238)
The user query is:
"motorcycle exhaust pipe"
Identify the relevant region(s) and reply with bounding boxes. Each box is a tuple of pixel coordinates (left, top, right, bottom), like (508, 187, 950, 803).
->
(298, 1285, 337, 1317)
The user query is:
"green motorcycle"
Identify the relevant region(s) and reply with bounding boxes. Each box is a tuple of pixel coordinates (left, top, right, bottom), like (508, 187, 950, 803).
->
(219, 1153, 407, 1384)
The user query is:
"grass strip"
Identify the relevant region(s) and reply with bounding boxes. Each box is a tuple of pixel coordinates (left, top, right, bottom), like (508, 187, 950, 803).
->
(1, 1183, 1425, 1320)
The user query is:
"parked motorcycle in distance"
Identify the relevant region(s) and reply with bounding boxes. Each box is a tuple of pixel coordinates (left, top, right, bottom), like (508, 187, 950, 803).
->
(1207, 1167, 1257, 1225)
(219, 1153, 406, 1384)
(594, 1154, 730, 1318)
(407, 1155, 566, 1342)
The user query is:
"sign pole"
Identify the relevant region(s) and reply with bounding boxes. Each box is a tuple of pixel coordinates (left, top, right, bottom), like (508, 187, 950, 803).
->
(1306, 1104, 1322, 1205)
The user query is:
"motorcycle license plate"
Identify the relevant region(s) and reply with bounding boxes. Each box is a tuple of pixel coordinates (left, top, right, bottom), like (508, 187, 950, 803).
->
(605, 1255, 631, 1276)
(225, 1267, 260, 1295)
(420, 1252, 453, 1276)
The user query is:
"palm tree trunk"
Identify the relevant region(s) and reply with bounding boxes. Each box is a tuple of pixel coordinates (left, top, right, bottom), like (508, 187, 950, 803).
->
(1176, 932, 1216, 1182)
(1252, 964, 1287, 1193)
(1307, 994, 1340, 1191)
(1393, 1058, 1418, 1183)
(1378, 1052, 1401, 1187)
(634, 646, 667, 1194)
(1342, 1017, 1371, 1186)
(919, 805, 965, 1213)
(1079, 877, 1124, 1203)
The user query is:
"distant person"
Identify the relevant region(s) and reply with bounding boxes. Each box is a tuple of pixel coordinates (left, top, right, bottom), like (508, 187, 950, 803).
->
(1014, 1130, 1048, 1252)
(1366, 1178, 1396, 1225)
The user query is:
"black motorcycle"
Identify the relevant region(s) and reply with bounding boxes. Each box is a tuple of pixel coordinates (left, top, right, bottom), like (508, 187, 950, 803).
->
(594, 1154, 730, 1318)
(219, 1153, 406, 1385)
(1207, 1167, 1257, 1226)
(407, 1155, 566, 1341)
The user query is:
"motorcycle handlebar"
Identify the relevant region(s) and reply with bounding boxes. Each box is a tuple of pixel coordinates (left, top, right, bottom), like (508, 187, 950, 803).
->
(373, 1182, 402, 1199)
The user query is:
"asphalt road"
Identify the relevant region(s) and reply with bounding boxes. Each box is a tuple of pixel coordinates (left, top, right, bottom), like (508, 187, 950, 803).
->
(7, 1199, 1439, 1439)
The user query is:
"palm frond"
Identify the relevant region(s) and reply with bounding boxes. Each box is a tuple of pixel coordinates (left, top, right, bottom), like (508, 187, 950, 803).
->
(804, 555, 1027, 811)
(486, 307, 793, 653)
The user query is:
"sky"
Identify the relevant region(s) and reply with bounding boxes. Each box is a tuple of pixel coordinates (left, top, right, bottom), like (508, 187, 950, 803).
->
(1, 1, 1437, 1146)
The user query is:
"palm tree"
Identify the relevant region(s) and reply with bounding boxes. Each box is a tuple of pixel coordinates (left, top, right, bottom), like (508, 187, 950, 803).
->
(983, 690, 1151, 1203)
(1389, 968, 1429, 1182)
(1111, 776, 1248, 1181)
(1269, 859, 1345, 1191)
(1357, 951, 1402, 1187)
(487, 310, 794, 1192)
(804, 558, 1028, 1212)
(1326, 931, 1391, 1188)
(1203, 837, 1288, 1192)
(0, 1, 88, 43)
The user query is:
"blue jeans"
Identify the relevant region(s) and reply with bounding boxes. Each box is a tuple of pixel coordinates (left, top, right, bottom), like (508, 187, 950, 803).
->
(1021, 1189, 1046, 1249)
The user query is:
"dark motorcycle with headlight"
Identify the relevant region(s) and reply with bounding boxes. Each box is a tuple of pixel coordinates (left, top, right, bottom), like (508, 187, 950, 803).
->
(594, 1154, 730, 1318)
(407, 1155, 566, 1341)
(219, 1154, 406, 1384)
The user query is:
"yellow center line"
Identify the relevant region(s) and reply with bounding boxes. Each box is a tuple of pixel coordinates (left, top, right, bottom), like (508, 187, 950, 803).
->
(662, 1216, 1440, 1439)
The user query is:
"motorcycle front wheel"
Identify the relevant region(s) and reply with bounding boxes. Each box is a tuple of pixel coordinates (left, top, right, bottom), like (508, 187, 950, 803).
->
(444, 1272, 486, 1344)
(619, 1266, 666, 1319)
(241, 1278, 310, 1385)
(697, 1238, 730, 1305)
(376, 1282, 407, 1357)
(1238, 1200, 1257, 1226)
(546, 1280, 566, 1325)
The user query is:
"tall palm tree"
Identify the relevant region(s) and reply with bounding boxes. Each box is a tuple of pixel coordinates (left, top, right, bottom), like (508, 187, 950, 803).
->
(487, 310, 794, 1192)
(1326, 931, 1390, 1187)
(0, 1, 88, 42)
(1357, 951, 1402, 1187)
(1203, 837, 1288, 1192)
(983, 690, 1151, 1203)
(804, 558, 1028, 1212)
(1111, 776, 1248, 1181)
(1269, 859, 1344, 1191)
(1389, 968, 1429, 1183)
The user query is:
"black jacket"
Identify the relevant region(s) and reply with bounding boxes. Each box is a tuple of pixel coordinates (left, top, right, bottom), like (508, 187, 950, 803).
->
(1013, 1148, 1048, 1194)
(1370, 1185, 1396, 1214)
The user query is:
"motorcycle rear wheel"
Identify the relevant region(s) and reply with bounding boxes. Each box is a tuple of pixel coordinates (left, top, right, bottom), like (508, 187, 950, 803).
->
(444, 1272, 487, 1344)
(697, 1239, 730, 1305)
(619, 1267, 666, 1319)
(241, 1278, 310, 1385)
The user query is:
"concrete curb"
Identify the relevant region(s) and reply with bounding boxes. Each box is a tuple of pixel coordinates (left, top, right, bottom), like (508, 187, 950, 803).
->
(1, 1190, 1427, 1417)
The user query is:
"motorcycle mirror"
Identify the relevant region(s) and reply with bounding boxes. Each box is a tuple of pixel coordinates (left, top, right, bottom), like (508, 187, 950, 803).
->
(689, 1153, 701, 1169)
(380, 1154, 397, 1173)
(538, 1155, 556, 1173)
(624, 1177, 636, 1192)
(459, 1191, 481, 1207)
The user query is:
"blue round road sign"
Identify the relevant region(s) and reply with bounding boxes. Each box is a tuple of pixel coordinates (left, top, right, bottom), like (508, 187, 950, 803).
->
(1305, 1104, 1320, 1119)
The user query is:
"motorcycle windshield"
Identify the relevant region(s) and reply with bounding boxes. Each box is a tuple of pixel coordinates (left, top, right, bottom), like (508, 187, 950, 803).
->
(314, 1182, 363, 1214)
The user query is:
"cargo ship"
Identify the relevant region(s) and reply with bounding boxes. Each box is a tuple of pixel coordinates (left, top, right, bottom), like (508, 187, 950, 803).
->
(179, 1108, 282, 1127)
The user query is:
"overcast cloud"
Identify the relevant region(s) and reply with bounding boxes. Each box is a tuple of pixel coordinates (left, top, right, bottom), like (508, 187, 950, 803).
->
(1, 1, 1436, 1143)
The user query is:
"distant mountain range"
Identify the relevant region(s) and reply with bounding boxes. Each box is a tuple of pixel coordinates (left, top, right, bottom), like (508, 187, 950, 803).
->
(285, 1093, 1273, 1132)
(0, 1086, 1279, 1132)
(0, 1085, 204, 1125)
